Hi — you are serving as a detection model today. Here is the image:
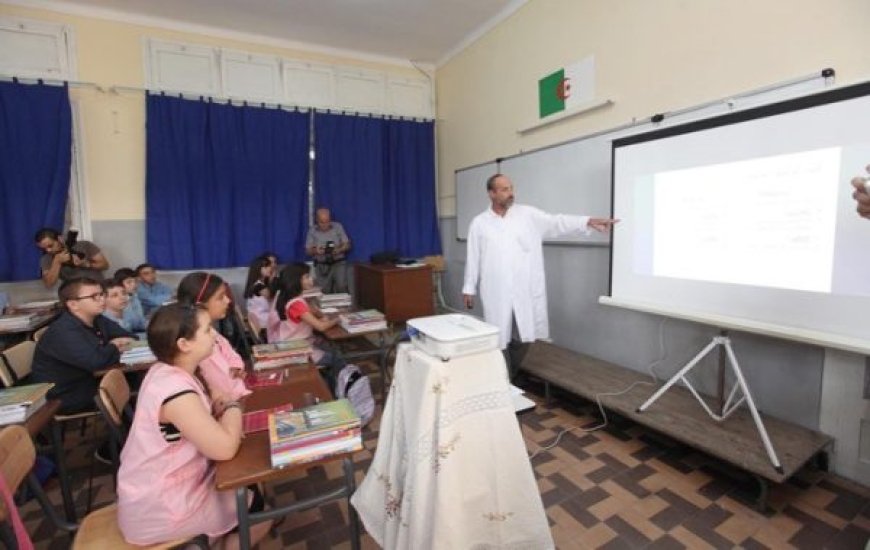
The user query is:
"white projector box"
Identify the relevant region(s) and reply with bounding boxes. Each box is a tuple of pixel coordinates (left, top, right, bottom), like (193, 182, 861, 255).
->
(406, 314, 499, 360)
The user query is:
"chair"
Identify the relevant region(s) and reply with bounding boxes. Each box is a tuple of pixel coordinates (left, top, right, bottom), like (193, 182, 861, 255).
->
(95, 369, 132, 478)
(245, 310, 265, 345)
(0, 340, 35, 387)
(0, 425, 207, 550)
(32, 324, 49, 343)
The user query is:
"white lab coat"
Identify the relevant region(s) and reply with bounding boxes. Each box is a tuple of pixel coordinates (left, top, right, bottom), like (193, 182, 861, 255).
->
(462, 204, 590, 349)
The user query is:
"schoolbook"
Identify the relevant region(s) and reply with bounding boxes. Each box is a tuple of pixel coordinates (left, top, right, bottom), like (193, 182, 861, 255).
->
(252, 340, 312, 359)
(268, 399, 362, 468)
(0, 383, 53, 425)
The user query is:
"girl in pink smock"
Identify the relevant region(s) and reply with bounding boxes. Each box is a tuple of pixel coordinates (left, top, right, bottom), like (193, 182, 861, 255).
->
(116, 303, 271, 546)
(243, 254, 275, 330)
(268, 262, 345, 391)
(176, 272, 251, 401)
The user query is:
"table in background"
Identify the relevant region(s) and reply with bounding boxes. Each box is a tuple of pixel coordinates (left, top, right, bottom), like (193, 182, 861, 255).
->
(354, 263, 433, 323)
(215, 365, 361, 550)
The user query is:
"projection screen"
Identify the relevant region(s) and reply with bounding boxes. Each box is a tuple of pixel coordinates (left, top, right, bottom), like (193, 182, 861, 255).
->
(604, 82, 870, 354)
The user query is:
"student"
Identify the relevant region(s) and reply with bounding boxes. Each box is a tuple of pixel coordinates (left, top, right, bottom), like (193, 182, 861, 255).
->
(114, 267, 147, 322)
(176, 272, 250, 401)
(32, 277, 135, 414)
(117, 303, 271, 546)
(269, 262, 345, 390)
(136, 263, 173, 315)
(243, 254, 275, 329)
(102, 279, 147, 333)
(34, 227, 110, 288)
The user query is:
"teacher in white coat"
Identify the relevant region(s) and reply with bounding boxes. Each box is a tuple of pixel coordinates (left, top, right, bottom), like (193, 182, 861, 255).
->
(462, 174, 618, 379)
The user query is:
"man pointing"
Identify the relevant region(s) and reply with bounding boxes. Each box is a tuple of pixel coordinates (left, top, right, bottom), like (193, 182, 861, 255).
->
(462, 174, 617, 378)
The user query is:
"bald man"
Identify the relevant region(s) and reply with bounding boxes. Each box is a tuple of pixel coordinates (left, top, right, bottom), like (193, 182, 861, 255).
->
(305, 208, 351, 293)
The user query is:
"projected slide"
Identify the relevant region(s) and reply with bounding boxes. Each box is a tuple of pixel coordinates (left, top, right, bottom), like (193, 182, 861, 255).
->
(648, 147, 840, 292)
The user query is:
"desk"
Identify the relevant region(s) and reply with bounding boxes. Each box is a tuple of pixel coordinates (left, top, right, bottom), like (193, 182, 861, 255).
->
(0, 312, 57, 349)
(354, 263, 433, 323)
(351, 344, 552, 549)
(215, 365, 361, 550)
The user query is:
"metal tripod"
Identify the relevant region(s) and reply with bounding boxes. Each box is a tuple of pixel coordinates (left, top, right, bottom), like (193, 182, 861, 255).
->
(636, 333, 783, 474)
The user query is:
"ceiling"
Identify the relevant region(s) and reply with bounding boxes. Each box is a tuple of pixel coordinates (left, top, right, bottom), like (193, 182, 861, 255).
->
(39, 0, 528, 65)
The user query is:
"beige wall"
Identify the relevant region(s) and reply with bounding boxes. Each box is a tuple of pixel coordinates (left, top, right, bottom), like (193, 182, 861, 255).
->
(436, 0, 870, 216)
(0, 3, 421, 221)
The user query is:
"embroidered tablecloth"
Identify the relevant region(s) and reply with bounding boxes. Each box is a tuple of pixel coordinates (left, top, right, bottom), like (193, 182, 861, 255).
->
(351, 343, 553, 549)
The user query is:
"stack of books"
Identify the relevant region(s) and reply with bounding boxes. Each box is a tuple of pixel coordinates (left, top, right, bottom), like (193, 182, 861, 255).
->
(0, 383, 53, 425)
(120, 341, 157, 365)
(268, 398, 362, 468)
(339, 309, 387, 333)
(0, 312, 39, 331)
(7, 300, 58, 314)
(318, 293, 352, 310)
(252, 339, 312, 371)
(302, 287, 323, 300)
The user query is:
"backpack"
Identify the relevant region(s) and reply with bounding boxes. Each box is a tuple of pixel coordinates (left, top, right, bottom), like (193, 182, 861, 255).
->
(335, 364, 375, 426)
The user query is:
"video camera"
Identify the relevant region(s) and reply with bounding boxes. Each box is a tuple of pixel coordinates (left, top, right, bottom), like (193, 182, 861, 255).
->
(63, 228, 86, 263)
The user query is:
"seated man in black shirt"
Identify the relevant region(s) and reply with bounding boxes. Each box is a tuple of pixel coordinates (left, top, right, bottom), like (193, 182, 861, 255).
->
(32, 277, 135, 414)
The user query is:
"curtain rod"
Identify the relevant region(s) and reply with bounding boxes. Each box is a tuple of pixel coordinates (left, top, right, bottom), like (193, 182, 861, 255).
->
(0, 73, 106, 92)
(112, 84, 434, 122)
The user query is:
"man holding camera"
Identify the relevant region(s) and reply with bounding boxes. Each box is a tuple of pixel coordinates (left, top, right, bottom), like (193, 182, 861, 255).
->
(305, 208, 351, 293)
(34, 227, 110, 288)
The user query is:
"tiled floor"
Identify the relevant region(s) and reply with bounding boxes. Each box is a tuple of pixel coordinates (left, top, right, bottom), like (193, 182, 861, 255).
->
(16, 370, 870, 549)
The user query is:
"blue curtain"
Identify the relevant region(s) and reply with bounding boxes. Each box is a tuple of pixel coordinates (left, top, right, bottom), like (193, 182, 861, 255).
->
(314, 113, 441, 261)
(146, 95, 309, 269)
(0, 80, 71, 281)
(313, 113, 386, 262)
(382, 118, 441, 256)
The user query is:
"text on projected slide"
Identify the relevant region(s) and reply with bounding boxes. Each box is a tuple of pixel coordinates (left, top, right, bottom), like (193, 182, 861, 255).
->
(642, 147, 840, 292)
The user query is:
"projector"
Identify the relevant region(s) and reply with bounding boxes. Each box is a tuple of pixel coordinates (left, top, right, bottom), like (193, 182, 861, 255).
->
(406, 314, 500, 361)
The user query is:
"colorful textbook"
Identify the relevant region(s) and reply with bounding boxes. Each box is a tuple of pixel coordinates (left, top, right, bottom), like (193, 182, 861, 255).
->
(268, 398, 362, 468)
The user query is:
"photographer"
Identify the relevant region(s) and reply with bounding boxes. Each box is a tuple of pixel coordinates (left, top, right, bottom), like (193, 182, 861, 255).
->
(34, 227, 110, 288)
(305, 208, 351, 293)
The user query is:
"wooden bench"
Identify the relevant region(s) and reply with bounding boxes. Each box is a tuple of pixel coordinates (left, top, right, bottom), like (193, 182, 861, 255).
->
(520, 342, 832, 508)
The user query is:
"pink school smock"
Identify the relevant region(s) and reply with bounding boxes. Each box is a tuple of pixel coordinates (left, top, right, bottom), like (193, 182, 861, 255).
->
(117, 363, 238, 545)
(199, 332, 251, 401)
(265, 296, 325, 362)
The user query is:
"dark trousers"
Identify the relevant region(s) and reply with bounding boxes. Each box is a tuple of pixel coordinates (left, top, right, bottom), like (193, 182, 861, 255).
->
(502, 315, 530, 381)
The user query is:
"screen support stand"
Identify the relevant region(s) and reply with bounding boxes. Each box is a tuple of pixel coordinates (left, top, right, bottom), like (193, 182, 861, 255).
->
(636, 332, 783, 474)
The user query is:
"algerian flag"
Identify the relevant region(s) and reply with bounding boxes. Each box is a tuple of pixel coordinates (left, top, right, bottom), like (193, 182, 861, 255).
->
(538, 55, 595, 118)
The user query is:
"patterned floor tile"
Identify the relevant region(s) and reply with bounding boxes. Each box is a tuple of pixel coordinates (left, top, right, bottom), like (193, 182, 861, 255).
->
(11, 368, 870, 549)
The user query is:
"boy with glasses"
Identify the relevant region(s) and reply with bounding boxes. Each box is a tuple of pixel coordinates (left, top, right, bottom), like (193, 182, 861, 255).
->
(32, 277, 135, 415)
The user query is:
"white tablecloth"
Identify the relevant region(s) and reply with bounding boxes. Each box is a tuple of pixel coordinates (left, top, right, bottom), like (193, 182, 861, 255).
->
(351, 344, 553, 549)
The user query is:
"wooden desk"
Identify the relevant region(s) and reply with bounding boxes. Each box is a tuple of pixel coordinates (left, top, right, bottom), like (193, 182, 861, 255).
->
(215, 365, 361, 550)
(0, 311, 57, 349)
(354, 263, 433, 323)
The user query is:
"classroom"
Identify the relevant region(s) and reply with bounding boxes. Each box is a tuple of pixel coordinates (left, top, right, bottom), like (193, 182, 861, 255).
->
(0, 0, 868, 548)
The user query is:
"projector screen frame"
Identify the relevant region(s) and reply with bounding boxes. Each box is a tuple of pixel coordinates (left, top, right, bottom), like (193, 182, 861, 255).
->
(606, 80, 870, 355)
